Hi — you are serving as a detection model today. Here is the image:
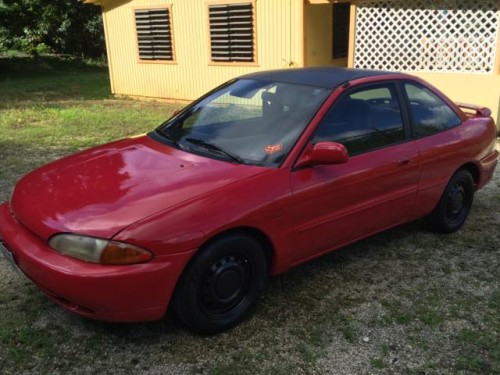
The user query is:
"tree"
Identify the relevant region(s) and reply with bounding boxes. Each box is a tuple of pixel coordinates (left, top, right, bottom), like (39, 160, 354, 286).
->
(0, 0, 105, 58)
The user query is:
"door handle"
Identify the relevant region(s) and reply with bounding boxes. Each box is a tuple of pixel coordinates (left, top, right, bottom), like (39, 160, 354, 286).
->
(397, 159, 411, 167)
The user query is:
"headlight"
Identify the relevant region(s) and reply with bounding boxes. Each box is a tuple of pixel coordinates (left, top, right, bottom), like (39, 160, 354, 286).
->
(49, 234, 153, 265)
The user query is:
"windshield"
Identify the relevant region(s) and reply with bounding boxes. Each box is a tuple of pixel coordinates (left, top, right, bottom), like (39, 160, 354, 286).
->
(154, 79, 330, 166)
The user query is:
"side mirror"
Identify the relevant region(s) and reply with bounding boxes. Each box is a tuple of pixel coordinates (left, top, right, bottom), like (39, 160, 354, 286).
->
(295, 142, 349, 168)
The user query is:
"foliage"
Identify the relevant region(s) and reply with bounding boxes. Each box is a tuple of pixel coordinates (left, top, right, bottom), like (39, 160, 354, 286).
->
(0, 0, 105, 58)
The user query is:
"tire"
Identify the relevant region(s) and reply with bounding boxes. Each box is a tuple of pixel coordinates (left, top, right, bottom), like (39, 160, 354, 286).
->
(426, 169, 474, 233)
(172, 233, 268, 334)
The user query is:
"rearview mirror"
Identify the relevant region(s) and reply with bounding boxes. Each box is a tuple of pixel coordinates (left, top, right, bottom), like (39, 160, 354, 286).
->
(295, 142, 349, 168)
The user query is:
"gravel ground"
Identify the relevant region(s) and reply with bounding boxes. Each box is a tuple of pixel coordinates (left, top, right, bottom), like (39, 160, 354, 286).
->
(0, 145, 498, 375)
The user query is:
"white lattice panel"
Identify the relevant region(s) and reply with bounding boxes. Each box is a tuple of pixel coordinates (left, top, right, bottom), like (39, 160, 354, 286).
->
(354, 0, 500, 73)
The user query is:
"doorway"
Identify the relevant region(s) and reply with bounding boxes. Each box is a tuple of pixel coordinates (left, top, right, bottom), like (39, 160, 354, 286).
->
(304, 2, 351, 67)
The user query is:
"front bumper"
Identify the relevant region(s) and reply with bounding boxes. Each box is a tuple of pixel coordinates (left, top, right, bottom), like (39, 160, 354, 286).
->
(0, 202, 194, 322)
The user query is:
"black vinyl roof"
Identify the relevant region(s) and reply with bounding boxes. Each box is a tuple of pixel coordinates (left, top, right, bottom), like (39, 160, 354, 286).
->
(240, 67, 394, 89)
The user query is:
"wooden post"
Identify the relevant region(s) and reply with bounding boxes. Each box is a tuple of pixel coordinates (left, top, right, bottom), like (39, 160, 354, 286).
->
(347, 2, 356, 68)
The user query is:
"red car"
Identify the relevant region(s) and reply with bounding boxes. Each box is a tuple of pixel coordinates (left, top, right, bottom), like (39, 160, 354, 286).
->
(0, 68, 498, 333)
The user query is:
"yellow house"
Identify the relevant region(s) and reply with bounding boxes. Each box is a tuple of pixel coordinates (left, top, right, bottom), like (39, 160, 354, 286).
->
(85, 0, 500, 127)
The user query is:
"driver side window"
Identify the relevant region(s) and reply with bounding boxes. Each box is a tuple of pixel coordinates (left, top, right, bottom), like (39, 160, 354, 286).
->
(313, 84, 405, 155)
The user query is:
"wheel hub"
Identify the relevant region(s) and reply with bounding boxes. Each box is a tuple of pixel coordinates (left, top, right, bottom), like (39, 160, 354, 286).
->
(201, 255, 250, 313)
(215, 269, 241, 300)
(448, 184, 465, 216)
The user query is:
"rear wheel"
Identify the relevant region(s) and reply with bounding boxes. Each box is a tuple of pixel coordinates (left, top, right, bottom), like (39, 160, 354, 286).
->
(426, 169, 474, 233)
(172, 233, 267, 334)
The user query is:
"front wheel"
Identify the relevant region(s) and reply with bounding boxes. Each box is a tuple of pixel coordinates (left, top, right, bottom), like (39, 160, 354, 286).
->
(426, 169, 475, 233)
(172, 233, 268, 334)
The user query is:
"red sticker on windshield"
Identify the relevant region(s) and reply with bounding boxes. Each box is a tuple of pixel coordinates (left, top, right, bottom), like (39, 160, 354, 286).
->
(264, 144, 283, 154)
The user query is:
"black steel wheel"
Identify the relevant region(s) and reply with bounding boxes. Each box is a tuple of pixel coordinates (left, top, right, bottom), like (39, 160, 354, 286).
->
(426, 169, 474, 233)
(172, 233, 267, 334)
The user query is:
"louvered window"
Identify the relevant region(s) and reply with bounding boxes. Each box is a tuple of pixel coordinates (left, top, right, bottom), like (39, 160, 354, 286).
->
(209, 3, 255, 63)
(135, 8, 174, 61)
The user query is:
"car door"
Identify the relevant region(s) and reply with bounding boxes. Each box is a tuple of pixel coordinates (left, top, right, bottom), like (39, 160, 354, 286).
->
(289, 82, 421, 265)
(401, 81, 467, 218)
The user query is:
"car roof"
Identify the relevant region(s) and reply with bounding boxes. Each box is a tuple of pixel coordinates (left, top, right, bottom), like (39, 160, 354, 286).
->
(239, 67, 396, 89)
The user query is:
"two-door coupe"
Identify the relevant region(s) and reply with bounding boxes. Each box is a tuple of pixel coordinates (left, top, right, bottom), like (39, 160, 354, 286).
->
(0, 68, 498, 333)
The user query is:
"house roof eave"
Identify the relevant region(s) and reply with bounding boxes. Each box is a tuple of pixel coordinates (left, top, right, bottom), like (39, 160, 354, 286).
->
(307, 0, 353, 4)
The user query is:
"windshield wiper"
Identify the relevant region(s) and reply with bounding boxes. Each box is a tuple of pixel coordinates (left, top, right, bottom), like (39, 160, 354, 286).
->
(185, 138, 245, 164)
(156, 129, 185, 150)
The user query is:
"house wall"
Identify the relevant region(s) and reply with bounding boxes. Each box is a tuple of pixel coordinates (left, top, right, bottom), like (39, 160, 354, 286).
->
(304, 4, 331, 66)
(101, 0, 303, 101)
(99, 0, 500, 126)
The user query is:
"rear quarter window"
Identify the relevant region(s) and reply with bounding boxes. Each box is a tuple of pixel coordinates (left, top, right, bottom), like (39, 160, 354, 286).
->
(404, 82, 461, 137)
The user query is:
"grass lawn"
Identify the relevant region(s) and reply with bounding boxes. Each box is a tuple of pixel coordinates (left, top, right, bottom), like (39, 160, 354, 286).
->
(0, 56, 181, 202)
(0, 56, 499, 375)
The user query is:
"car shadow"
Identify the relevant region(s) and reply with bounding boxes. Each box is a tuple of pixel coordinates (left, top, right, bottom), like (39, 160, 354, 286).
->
(70, 219, 431, 340)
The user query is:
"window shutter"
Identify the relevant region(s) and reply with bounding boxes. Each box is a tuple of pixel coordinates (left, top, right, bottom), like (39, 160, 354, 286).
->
(209, 3, 254, 62)
(135, 8, 174, 61)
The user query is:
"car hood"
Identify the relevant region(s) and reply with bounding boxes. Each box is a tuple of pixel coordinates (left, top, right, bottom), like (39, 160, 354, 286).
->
(10, 135, 268, 240)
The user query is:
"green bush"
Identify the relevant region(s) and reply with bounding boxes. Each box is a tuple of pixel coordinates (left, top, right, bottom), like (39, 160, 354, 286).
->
(0, 0, 105, 58)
